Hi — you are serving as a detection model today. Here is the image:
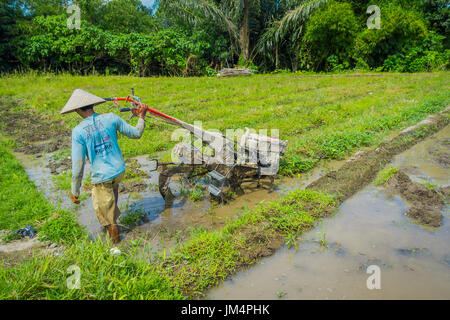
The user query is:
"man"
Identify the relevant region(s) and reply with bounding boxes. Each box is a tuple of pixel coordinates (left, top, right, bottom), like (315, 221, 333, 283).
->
(60, 89, 147, 243)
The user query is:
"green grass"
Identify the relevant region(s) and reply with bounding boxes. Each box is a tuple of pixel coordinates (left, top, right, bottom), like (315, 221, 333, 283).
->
(119, 205, 147, 227)
(374, 165, 400, 185)
(0, 157, 335, 299)
(187, 185, 205, 202)
(420, 180, 438, 191)
(51, 148, 71, 161)
(1, 72, 449, 174)
(0, 237, 184, 300)
(0, 137, 84, 244)
(52, 169, 72, 193)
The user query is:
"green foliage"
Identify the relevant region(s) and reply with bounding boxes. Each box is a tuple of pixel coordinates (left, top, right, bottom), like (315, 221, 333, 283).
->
(279, 155, 318, 176)
(302, 1, 358, 71)
(14, 14, 228, 76)
(188, 186, 205, 202)
(255, 0, 329, 71)
(420, 180, 438, 191)
(40, 210, 85, 245)
(383, 32, 449, 72)
(93, 0, 156, 34)
(1, 230, 21, 243)
(313, 130, 374, 159)
(2, 0, 450, 73)
(353, 4, 428, 69)
(53, 169, 72, 193)
(0, 0, 22, 71)
(421, 0, 450, 39)
(119, 204, 147, 227)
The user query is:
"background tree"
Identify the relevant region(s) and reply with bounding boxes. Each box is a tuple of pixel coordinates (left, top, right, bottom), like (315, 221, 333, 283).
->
(255, 0, 329, 71)
(353, 3, 429, 69)
(302, 1, 358, 71)
(159, 0, 284, 63)
(1, 0, 448, 74)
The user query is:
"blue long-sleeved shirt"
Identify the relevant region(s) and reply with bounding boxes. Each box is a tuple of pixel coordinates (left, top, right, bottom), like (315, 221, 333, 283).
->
(71, 113, 145, 197)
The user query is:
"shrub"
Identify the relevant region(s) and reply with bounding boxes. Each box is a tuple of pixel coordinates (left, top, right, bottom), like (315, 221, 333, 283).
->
(302, 1, 359, 71)
(353, 4, 428, 69)
(383, 32, 449, 72)
(15, 15, 228, 76)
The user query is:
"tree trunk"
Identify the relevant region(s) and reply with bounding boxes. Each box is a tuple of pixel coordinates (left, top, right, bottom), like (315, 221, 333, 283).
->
(275, 46, 279, 69)
(239, 0, 251, 62)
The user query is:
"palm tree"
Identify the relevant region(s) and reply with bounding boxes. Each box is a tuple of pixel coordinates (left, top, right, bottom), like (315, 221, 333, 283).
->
(159, 0, 263, 62)
(159, 0, 327, 67)
(256, 0, 328, 70)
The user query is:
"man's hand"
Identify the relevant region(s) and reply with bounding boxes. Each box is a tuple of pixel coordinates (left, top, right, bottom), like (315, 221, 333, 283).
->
(71, 194, 80, 204)
(136, 103, 148, 119)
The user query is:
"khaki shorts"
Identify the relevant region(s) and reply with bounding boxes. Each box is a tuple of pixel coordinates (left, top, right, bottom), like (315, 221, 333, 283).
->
(91, 173, 124, 227)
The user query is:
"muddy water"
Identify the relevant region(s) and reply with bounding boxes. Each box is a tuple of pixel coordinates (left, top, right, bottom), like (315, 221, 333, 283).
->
(13, 152, 166, 236)
(392, 125, 449, 186)
(128, 159, 346, 238)
(207, 127, 450, 300)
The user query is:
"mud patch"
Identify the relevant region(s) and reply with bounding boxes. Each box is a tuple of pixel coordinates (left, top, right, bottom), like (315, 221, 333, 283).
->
(440, 186, 450, 203)
(0, 236, 63, 267)
(119, 180, 148, 193)
(396, 247, 431, 257)
(357, 258, 392, 273)
(427, 137, 450, 168)
(119, 159, 150, 193)
(384, 171, 445, 227)
(0, 100, 70, 155)
(123, 158, 149, 180)
(47, 156, 72, 174)
(236, 223, 284, 265)
(16, 137, 70, 156)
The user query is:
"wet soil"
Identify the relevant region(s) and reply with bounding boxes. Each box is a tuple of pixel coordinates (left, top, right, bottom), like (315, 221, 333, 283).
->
(236, 223, 285, 265)
(0, 99, 70, 156)
(429, 141, 450, 168)
(385, 170, 445, 227)
(0, 236, 63, 267)
(47, 156, 72, 174)
(2, 96, 449, 297)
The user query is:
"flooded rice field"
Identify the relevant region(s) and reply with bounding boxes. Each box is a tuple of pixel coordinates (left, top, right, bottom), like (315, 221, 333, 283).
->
(207, 126, 450, 299)
(12, 114, 449, 299)
(14, 143, 344, 239)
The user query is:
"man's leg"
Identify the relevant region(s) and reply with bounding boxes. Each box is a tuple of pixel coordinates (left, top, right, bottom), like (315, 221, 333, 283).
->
(92, 180, 120, 244)
(112, 174, 123, 224)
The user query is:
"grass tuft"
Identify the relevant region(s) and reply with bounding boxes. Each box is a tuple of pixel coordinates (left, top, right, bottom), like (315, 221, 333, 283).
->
(374, 165, 400, 185)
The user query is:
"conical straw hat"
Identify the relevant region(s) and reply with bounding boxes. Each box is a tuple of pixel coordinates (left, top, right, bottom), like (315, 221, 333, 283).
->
(60, 89, 106, 114)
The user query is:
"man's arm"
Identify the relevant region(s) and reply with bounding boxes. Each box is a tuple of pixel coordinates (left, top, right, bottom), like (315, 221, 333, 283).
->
(115, 103, 147, 139)
(71, 133, 86, 202)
